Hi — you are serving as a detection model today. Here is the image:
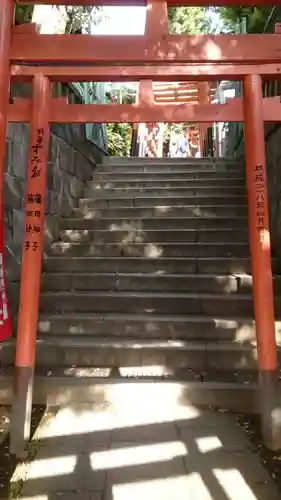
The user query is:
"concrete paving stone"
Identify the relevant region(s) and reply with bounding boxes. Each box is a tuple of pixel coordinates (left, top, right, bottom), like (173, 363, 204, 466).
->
(111, 421, 178, 443)
(105, 455, 186, 485)
(176, 409, 237, 428)
(103, 450, 279, 500)
(178, 424, 251, 452)
(21, 460, 106, 495)
(242, 482, 281, 500)
(35, 404, 116, 440)
(208, 467, 280, 500)
(14, 401, 281, 500)
(21, 493, 103, 500)
(104, 470, 220, 500)
(35, 432, 111, 458)
(184, 450, 271, 484)
(90, 440, 188, 471)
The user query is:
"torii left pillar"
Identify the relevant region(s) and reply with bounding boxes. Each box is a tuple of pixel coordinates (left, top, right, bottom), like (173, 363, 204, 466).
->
(10, 75, 51, 456)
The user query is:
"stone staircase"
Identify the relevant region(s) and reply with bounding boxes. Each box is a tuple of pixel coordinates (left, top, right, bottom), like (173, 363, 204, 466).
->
(37, 157, 281, 377)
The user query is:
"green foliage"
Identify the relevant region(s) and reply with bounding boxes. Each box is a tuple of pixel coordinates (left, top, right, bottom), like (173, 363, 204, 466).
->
(217, 6, 273, 33)
(107, 123, 132, 157)
(15, 5, 34, 24)
(168, 7, 211, 35)
(14, 4, 104, 34)
(64, 6, 104, 34)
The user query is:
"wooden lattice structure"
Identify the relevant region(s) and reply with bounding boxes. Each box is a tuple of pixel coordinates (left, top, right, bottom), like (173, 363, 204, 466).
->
(139, 80, 217, 156)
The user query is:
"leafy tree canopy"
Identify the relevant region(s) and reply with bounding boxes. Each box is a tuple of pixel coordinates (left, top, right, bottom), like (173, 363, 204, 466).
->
(15, 5, 34, 24)
(15, 4, 104, 33)
(217, 6, 273, 34)
(64, 6, 105, 34)
(168, 7, 211, 34)
(107, 123, 132, 157)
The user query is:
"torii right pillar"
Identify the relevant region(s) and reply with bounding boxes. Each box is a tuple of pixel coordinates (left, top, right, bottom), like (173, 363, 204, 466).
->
(243, 74, 281, 450)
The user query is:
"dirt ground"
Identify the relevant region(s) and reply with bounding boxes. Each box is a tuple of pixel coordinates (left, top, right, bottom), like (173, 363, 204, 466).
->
(0, 406, 45, 499)
(236, 413, 281, 490)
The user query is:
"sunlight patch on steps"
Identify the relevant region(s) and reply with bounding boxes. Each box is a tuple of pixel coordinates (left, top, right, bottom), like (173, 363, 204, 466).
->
(63, 229, 89, 242)
(144, 243, 163, 258)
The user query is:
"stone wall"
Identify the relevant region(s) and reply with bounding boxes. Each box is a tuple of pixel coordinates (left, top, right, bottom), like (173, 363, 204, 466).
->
(222, 120, 281, 271)
(235, 122, 281, 271)
(265, 123, 281, 268)
(5, 121, 100, 316)
(4, 82, 106, 321)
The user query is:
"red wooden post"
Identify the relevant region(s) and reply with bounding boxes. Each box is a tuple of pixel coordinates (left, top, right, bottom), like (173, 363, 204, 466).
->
(145, 0, 168, 38)
(0, 0, 14, 186)
(198, 82, 210, 156)
(243, 74, 281, 450)
(0, 0, 14, 337)
(10, 75, 51, 456)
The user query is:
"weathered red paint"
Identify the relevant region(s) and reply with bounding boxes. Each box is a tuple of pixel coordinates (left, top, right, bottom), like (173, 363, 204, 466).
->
(243, 74, 277, 373)
(198, 82, 210, 154)
(145, 0, 168, 37)
(138, 80, 154, 106)
(7, 99, 244, 123)
(11, 63, 281, 83)
(8, 97, 281, 124)
(12, 23, 38, 34)
(10, 34, 281, 64)
(0, 0, 13, 344)
(0, 0, 13, 221)
(15, 75, 51, 369)
(0, 0, 14, 342)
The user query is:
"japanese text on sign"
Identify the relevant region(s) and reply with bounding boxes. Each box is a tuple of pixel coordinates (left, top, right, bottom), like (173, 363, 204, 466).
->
(254, 164, 265, 230)
(31, 128, 44, 179)
(27, 193, 42, 205)
(27, 210, 41, 218)
(26, 224, 40, 235)
(25, 240, 39, 252)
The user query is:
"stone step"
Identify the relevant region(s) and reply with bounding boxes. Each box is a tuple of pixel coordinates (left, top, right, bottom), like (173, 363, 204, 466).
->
(74, 204, 247, 219)
(99, 159, 243, 172)
(60, 228, 249, 244)
(99, 164, 244, 173)
(42, 272, 254, 293)
(39, 290, 266, 316)
(51, 242, 249, 258)
(44, 257, 253, 274)
(59, 216, 248, 231)
(88, 178, 245, 189)
(93, 170, 245, 180)
(87, 186, 245, 198)
(2, 337, 278, 372)
(102, 157, 243, 165)
(37, 313, 281, 343)
(80, 196, 247, 209)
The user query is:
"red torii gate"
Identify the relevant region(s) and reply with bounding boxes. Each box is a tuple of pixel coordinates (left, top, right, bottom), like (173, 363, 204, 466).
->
(137, 80, 216, 156)
(1, 0, 281, 455)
